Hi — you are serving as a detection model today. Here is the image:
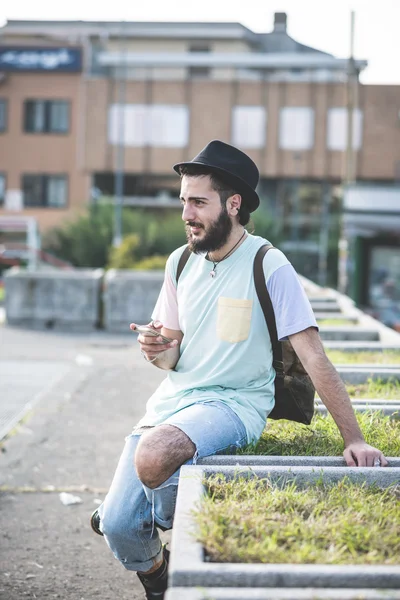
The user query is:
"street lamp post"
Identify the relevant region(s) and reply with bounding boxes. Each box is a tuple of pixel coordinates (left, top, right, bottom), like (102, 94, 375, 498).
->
(113, 22, 127, 248)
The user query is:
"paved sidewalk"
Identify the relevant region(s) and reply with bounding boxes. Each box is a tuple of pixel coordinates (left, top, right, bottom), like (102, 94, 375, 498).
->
(0, 324, 167, 600)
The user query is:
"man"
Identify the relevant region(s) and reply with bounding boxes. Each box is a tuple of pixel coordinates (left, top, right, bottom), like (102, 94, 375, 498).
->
(93, 140, 387, 599)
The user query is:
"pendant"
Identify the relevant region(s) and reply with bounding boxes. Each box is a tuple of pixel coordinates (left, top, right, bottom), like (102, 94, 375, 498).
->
(210, 269, 216, 278)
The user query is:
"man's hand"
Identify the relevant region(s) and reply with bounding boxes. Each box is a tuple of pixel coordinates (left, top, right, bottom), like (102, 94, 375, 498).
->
(130, 321, 182, 370)
(130, 321, 179, 362)
(343, 442, 388, 467)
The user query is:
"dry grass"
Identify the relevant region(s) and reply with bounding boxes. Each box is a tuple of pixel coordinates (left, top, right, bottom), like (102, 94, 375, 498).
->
(195, 476, 400, 565)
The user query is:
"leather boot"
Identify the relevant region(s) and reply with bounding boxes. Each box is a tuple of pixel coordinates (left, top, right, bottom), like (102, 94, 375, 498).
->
(136, 547, 170, 600)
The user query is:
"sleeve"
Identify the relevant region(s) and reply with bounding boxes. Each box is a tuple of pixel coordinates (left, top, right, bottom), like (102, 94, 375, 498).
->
(151, 253, 181, 331)
(265, 263, 318, 341)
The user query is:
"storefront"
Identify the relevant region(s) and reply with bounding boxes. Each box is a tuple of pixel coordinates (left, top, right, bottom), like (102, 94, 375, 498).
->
(344, 185, 400, 330)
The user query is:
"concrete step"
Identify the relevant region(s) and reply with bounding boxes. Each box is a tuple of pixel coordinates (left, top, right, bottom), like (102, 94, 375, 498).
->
(166, 588, 400, 599)
(199, 455, 400, 467)
(319, 328, 380, 342)
(323, 341, 400, 351)
(337, 365, 400, 384)
(316, 404, 399, 418)
(310, 302, 341, 312)
(316, 313, 358, 323)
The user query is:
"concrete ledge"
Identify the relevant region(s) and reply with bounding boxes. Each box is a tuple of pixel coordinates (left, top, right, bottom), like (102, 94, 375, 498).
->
(170, 465, 400, 590)
(315, 404, 399, 418)
(323, 342, 400, 351)
(198, 456, 400, 467)
(316, 313, 358, 323)
(103, 269, 164, 332)
(166, 588, 400, 599)
(311, 303, 341, 313)
(319, 328, 380, 342)
(4, 268, 103, 330)
(337, 365, 400, 384)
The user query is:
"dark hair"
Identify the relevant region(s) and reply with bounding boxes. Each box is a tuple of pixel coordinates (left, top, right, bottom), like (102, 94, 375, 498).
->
(179, 164, 250, 226)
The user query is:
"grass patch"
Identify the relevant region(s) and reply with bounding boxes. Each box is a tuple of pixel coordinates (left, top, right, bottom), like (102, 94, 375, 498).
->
(326, 350, 400, 365)
(318, 319, 356, 326)
(195, 476, 400, 565)
(344, 377, 400, 400)
(0, 287, 4, 302)
(239, 411, 400, 456)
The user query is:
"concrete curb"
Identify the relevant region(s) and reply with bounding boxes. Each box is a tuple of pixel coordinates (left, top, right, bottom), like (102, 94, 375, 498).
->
(316, 314, 358, 324)
(198, 456, 400, 467)
(315, 404, 400, 418)
(323, 342, 400, 351)
(166, 588, 400, 599)
(170, 465, 400, 590)
(311, 303, 341, 313)
(337, 365, 400, 383)
(319, 328, 380, 342)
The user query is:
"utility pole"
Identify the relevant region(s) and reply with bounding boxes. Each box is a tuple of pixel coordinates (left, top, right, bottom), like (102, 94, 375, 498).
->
(113, 21, 127, 248)
(338, 10, 357, 294)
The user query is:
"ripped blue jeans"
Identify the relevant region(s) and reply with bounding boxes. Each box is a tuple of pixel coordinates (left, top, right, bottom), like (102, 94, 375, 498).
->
(98, 400, 247, 572)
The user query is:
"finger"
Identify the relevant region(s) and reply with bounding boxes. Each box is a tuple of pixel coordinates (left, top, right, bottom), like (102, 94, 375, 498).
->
(130, 323, 137, 331)
(356, 451, 367, 467)
(140, 340, 178, 352)
(366, 453, 375, 468)
(149, 320, 163, 330)
(379, 453, 389, 467)
(343, 448, 357, 467)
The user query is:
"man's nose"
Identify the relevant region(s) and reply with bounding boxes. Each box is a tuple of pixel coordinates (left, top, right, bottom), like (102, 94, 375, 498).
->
(182, 202, 195, 222)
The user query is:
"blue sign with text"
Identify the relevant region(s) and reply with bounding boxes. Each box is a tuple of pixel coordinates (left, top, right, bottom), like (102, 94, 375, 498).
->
(0, 47, 82, 72)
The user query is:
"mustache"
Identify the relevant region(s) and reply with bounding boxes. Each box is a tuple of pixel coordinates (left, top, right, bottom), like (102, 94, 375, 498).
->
(186, 222, 204, 229)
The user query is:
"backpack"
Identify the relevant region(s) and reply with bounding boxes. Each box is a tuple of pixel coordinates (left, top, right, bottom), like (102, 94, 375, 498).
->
(176, 243, 315, 425)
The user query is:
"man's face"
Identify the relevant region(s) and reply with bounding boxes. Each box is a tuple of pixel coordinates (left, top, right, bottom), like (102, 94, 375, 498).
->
(180, 174, 232, 254)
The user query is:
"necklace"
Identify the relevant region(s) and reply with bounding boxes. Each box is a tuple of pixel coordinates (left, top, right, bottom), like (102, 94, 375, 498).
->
(207, 230, 247, 278)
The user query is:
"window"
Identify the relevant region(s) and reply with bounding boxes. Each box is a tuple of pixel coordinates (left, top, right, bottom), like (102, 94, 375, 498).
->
(189, 45, 211, 79)
(327, 108, 363, 151)
(24, 100, 69, 133)
(108, 104, 189, 148)
(279, 107, 315, 150)
(232, 106, 266, 149)
(22, 175, 68, 207)
(0, 173, 5, 206)
(0, 100, 7, 132)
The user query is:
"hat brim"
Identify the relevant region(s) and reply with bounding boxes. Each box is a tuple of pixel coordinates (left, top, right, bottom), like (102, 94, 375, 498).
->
(173, 160, 260, 213)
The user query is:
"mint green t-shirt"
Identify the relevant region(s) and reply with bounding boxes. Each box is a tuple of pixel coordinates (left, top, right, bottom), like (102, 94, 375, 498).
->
(136, 234, 315, 443)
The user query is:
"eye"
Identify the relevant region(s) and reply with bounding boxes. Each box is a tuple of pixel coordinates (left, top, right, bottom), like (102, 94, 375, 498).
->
(194, 199, 204, 206)
(179, 198, 185, 206)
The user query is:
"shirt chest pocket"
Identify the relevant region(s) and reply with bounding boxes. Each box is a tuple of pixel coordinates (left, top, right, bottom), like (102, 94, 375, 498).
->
(217, 297, 253, 343)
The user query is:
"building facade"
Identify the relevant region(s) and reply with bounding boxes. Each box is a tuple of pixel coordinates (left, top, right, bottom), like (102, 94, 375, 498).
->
(0, 14, 400, 284)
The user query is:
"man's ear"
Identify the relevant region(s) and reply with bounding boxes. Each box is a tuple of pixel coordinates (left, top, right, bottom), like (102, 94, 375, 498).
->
(227, 193, 242, 216)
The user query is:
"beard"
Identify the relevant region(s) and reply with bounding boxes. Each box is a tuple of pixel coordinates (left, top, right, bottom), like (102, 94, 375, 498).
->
(185, 205, 233, 254)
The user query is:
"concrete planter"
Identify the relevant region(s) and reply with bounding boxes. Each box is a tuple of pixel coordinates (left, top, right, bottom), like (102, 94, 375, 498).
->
(169, 465, 400, 590)
(319, 327, 380, 342)
(103, 269, 164, 332)
(336, 365, 400, 384)
(4, 267, 103, 330)
(166, 588, 400, 599)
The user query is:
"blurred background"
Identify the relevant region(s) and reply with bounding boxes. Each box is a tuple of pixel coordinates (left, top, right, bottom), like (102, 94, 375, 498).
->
(0, 0, 399, 328)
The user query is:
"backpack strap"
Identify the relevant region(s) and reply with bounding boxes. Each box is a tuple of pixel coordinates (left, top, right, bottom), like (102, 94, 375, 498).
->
(253, 245, 285, 378)
(176, 245, 191, 284)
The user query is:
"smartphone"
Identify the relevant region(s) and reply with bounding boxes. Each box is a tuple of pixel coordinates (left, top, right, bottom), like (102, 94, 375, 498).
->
(134, 325, 173, 344)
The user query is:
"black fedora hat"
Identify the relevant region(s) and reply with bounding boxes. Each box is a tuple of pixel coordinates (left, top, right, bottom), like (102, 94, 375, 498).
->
(173, 140, 260, 212)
